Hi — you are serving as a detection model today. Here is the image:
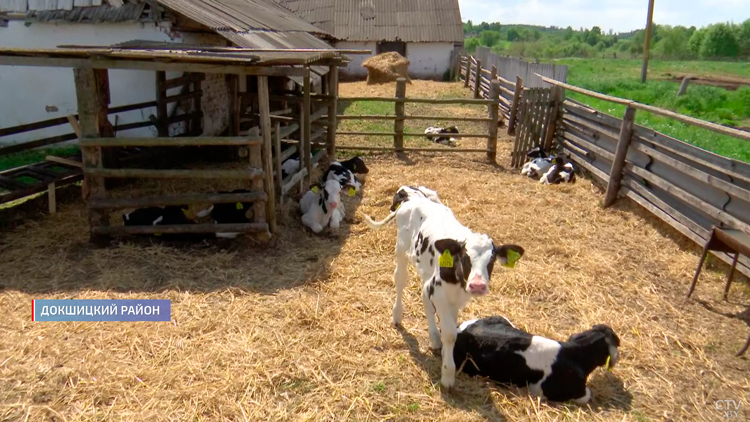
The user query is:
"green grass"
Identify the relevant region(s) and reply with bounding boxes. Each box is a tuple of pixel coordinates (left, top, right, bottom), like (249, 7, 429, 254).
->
(0, 145, 80, 172)
(551, 58, 750, 162)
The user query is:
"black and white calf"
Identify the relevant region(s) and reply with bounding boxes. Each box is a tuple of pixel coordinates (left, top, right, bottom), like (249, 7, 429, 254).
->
(280, 151, 315, 179)
(323, 156, 368, 195)
(425, 126, 460, 146)
(300, 179, 343, 233)
(196, 189, 254, 239)
(389, 185, 442, 212)
(123, 206, 165, 226)
(363, 196, 525, 388)
(520, 146, 554, 179)
(539, 156, 576, 185)
(454, 316, 620, 404)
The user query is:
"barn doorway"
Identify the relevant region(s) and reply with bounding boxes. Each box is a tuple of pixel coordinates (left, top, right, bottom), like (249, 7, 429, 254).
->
(376, 41, 406, 57)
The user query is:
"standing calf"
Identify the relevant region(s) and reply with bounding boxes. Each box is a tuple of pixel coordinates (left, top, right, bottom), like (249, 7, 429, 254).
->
(363, 196, 525, 389)
(454, 316, 620, 404)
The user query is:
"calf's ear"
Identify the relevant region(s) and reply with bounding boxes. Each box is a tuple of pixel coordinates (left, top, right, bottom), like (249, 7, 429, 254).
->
(494, 244, 525, 268)
(434, 238, 465, 258)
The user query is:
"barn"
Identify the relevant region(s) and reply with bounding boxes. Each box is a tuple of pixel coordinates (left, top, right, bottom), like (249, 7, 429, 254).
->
(273, 0, 464, 80)
(0, 0, 335, 145)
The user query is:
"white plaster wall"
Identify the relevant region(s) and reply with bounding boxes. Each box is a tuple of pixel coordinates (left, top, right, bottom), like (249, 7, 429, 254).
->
(335, 41, 454, 80)
(0, 21, 183, 146)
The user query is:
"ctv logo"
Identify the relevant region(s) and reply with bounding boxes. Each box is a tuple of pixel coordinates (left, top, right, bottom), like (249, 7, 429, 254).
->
(715, 400, 742, 419)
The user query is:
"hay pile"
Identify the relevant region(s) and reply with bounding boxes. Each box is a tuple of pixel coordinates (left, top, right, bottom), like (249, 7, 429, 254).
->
(362, 52, 412, 85)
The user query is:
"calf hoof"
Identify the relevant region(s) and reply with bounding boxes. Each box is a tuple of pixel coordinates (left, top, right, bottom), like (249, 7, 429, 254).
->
(440, 377, 455, 390)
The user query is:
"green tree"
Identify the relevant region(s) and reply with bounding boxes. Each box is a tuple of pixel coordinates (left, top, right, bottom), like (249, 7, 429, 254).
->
(656, 25, 691, 59)
(507, 28, 520, 41)
(465, 37, 480, 53)
(688, 29, 706, 56)
(563, 26, 574, 40)
(738, 19, 750, 57)
(700, 23, 739, 58)
(479, 30, 501, 47)
(586, 26, 603, 46)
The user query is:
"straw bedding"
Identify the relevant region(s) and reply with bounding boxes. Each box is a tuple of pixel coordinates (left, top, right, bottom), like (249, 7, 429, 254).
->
(0, 81, 748, 422)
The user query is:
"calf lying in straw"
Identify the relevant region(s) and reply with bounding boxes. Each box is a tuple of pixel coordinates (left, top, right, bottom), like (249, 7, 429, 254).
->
(454, 316, 620, 404)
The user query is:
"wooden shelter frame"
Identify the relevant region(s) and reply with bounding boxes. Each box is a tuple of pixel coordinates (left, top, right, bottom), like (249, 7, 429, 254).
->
(0, 46, 351, 244)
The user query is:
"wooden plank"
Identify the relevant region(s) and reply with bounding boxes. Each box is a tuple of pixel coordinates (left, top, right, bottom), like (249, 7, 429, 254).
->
(563, 146, 610, 183)
(633, 128, 750, 185)
(631, 141, 750, 203)
(394, 78, 406, 152)
(603, 105, 637, 207)
(327, 64, 338, 157)
(302, 68, 312, 188)
(74, 67, 108, 241)
(92, 223, 269, 236)
(79, 136, 261, 147)
(89, 191, 267, 209)
(0, 132, 79, 157)
(84, 168, 264, 179)
(258, 75, 276, 234)
(155, 71, 168, 137)
(473, 60, 482, 99)
(65, 115, 81, 138)
(281, 168, 308, 195)
(624, 163, 750, 234)
(537, 74, 633, 106)
(164, 90, 202, 105)
(46, 155, 83, 168)
(0, 56, 309, 77)
(309, 105, 328, 124)
(508, 76, 523, 136)
(337, 97, 496, 105)
(47, 182, 56, 214)
(563, 133, 614, 161)
(328, 146, 490, 153)
(464, 59, 471, 88)
(333, 115, 493, 122)
(274, 121, 283, 195)
(280, 145, 297, 162)
(336, 131, 491, 138)
(487, 80, 500, 162)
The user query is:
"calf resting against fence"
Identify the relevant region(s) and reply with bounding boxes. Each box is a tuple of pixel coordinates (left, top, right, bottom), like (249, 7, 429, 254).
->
(363, 194, 525, 388)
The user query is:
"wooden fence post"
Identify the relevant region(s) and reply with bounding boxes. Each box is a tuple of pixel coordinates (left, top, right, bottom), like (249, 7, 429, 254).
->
(327, 64, 339, 157)
(508, 76, 523, 135)
(302, 67, 312, 188)
(490, 65, 497, 82)
(75, 67, 109, 244)
(473, 59, 482, 98)
(394, 77, 406, 152)
(455, 53, 462, 81)
(464, 58, 471, 88)
(542, 86, 563, 152)
(257, 75, 276, 235)
(603, 105, 637, 207)
(155, 71, 168, 137)
(487, 80, 500, 163)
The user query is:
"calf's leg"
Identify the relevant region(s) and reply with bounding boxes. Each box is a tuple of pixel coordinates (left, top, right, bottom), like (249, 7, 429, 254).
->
(392, 251, 409, 326)
(301, 213, 323, 233)
(422, 282, 441, 351)
(435, 299, 459, 389)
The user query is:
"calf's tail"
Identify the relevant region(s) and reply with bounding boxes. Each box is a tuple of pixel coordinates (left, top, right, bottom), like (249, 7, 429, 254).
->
(363, 210, 397, 230)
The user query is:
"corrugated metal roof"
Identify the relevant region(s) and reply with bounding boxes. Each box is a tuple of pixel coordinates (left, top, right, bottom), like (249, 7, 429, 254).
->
(24, 1, 148, 23)
(274, 0, 463, 43)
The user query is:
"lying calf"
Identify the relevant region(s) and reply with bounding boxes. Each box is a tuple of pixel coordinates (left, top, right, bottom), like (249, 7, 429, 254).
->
(539, 156, 576, 185)
(389, 185, 442, 212)
(280, 151, 315, 179)
(196, 189, 254, 239)
(454, 316, 620, 404)
(300, 179, 342, 233)
(424, 126, 460, 146)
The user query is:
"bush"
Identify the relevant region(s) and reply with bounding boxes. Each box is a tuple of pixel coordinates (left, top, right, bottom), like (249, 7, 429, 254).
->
(700, 24, 739, 59)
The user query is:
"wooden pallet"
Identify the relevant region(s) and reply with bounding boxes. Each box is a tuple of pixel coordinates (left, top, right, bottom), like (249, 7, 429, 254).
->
(0, 154, 83, 208)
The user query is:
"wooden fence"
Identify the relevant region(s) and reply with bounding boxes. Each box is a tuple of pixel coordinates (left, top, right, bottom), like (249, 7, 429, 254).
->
(474, 46, 568, 88)
(538, 76, 750, 279)
(330, 77, 501, 162)
(0, 72, 204, 209)
(458, 54, 562, 167)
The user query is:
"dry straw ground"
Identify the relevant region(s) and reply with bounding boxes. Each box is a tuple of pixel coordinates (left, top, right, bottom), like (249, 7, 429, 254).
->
(0, 81, 749, 422)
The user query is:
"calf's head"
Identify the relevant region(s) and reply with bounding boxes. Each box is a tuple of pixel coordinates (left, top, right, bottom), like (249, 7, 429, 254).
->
(567, 324, 621, 370)
(341, 156, 369, 174)
(434, 235, 525, 296)
(320, 179, 341, 213)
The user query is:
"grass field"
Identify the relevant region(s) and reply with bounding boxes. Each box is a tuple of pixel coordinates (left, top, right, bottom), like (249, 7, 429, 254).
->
(551, 58, 750, 162)
(0, 145, 79, 172)
(1, 80, 748, 422)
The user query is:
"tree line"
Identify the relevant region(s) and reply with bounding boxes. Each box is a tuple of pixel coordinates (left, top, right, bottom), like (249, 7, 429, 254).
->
(463, 20, 750, 60)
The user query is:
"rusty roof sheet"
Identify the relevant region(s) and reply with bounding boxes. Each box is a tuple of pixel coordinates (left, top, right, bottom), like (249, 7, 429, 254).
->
(274, 0, 463, 43)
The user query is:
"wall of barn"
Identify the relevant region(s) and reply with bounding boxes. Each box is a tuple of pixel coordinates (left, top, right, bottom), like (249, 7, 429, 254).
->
(335, 41, 454, 81)
(0, 21, 179, 145)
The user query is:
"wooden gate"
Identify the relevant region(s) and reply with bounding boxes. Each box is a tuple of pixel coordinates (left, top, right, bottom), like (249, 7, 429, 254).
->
(511, 87, 559, 168)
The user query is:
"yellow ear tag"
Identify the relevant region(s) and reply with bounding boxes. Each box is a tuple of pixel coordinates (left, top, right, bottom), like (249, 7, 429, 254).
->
(395, 202, 401, 211)
(155, 233, 162, 237)
(236, 202, 244, 210)
(605, 355, 612, 372)
(348, 187, 356, 197)
(311, 186, 320, 194)
(439, 250, 454, 268)
(352, 164, 357, 171)
(503, 249, 521, 268)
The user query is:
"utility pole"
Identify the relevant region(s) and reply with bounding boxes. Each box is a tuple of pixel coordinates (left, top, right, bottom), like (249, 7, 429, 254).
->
(641, 0, 655, 83)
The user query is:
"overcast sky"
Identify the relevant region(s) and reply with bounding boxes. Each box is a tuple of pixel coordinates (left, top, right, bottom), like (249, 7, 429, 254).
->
(458, 0, 750, 33)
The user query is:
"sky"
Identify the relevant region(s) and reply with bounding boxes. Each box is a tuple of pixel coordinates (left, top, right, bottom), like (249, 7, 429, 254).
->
(458, 0, 750, 33)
